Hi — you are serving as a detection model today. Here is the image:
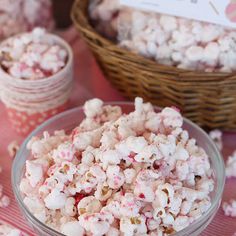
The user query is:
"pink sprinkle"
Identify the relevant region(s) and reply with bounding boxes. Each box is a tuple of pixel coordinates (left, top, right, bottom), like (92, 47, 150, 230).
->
(127, 202, 134, 207)
(61, 151, 66, 158)
(139, 193, 145, 199)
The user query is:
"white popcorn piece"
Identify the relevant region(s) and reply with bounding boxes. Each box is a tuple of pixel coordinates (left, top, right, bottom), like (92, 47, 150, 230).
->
(81, 147, 95, 166)
(44, 189, 67, 210)
(176, 161, 189, 181)
(84, 98, 103, 118)
(60, 221, 85, 236)
(134, 184, 155, 202)
(159, 15, 177, 32)
(53, 142, 75, 162)
(209, 129, 223, 151)
(153, 207, 166, 220)
(64, 197, 77, 217)
(226, 151, 236, 178)
(95, 183, 113, 202)
(77, 196, 102, 215)
(100, 150, 122, 169)
(0, 195, 10, 208)
(106, 227, 120, 236)
(0, 221, 25, 236)
(124, 168, 136, 184)
(19, 178, 34, 196)
(161, 107, 183, 128)
(120, 215, 147, 236)
(204, 42, 220, 62)
(79, 212, 113, 236)
(173, 216, 190, 231)
(107, 165, 125, 189)
(223, 200, 236, 217)
(25, 160, 43, 187)
(185, 46, 204, 62)
(125, 136, 148, 154)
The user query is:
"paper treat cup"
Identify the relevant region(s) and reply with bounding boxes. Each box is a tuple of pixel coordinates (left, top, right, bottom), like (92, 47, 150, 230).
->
(6, 102, 68, 136)
(0, 32, 74, 136)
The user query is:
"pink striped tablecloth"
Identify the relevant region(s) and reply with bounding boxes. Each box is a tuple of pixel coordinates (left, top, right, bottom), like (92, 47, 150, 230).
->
(0, 27, 236, 236)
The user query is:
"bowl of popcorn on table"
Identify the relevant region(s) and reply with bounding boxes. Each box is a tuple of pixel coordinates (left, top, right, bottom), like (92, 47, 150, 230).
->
(12, 97, 225, 236)
(0, 28, 74, 136)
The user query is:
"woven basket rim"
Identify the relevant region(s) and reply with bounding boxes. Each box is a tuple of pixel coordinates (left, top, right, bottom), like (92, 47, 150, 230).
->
(71, 0, 236, 81)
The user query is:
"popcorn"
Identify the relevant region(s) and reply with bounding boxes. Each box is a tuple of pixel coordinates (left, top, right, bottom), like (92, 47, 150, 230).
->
(84, 98, 103, 118)
(120, 215, 147, 236)
(173, 216, 190, 231)
(77, 196, 102, 215)
(106, 227, 120, 236)
(25, 160, 43, 187)
(89, 0, 236, 72)
(44, 189, 67, 210)
(0, 28, 67, 80)
(223, 200, 236, 217)
(209, 129, 223, 151)
(20, 97, 214, 235)
(64, 197, 77, 217)
(0, 169, 10, 209)
(0, 0, 53, 42)
(79, 212, 113, 236)
(0, 221, 26, 236)
(60, 221, 85, 236)
(0, 195, 10, 208)
(124, 168, 136, 184)
(226, 151, 236, 178)
(7, 140, 19, 158)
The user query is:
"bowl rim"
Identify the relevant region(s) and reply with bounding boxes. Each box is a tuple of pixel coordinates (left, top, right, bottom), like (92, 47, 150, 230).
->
(12, 101, 225, 235)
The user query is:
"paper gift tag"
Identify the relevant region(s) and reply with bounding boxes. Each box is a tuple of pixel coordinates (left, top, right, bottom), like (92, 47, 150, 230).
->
(120, 0, 236, 28)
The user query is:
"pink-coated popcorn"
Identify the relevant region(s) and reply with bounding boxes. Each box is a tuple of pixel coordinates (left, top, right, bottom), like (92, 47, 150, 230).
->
(53, 142, 76, 162)
(25, 160, 43, 187)
(0, 28, 67, 81)
(225, 151, 236, 178)
(60, 221, 85, 236)
(0, 195, 10, 208)
(44, 189, 67, 210)
(0, 0, 53, 42)
(124, 168, 136, 184)
(77, 196, 102, 215)
(84, 98, 104, 118)
(106, 227, 120, 236)
(79, 212, 114, 236)
(0, 221, 26, 236)
(173, 216, 190, 231)
(0, 169, 10, 208)
(19, 97, 214, 235)
(107, 165, 125, 189)
(134, 184, 155, 202)
(100, 150, 122, 169)
(223, 200, 236, 217)
(7, 140, 19, 158)
(120, 215, 147, 236)
(89, 0, 236, 72)
(64, 197, 77, 217)
(209, 129, 223, 151)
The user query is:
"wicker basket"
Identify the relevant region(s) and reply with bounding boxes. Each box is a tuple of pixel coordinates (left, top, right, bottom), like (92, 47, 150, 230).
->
(71, 0, 236, 130)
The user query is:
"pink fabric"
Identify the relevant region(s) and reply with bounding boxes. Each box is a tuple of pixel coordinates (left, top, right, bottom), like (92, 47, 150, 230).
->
(0, 27, 235, 235)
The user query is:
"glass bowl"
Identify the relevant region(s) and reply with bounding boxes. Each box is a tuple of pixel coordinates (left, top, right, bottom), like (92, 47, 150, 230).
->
(12, 102, 225, 236)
